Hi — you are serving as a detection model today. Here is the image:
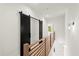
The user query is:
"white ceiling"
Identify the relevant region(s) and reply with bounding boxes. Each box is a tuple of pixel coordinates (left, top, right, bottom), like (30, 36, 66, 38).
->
(0, 3, 79, 19)
(25, 3, 79, 19)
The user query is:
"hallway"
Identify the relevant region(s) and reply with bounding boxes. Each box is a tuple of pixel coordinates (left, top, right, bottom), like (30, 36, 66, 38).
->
(46, 15, 65, 56)
(0, 3, 79, 56)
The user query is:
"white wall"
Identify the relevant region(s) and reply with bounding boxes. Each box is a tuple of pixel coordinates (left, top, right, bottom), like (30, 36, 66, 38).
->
(65, 7, 79, 56)
(41, 18, 48, 38)
(0, 4, 38, 56)
(46, 15, 65, 56)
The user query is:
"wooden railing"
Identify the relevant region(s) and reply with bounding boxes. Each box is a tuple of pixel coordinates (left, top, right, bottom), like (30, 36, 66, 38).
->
(23, 33, 55, 56)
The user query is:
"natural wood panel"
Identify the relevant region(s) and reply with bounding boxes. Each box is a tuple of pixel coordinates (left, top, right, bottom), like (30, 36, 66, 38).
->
(23, 33, 55, 56)
(45, 36, 51, 56)
(23, 43, 29, 56)
(29, 41, 45, 56)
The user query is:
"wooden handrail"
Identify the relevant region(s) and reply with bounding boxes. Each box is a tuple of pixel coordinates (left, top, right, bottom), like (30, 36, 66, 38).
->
(23, 33, 55, 56)
(29, 39, 42, 48)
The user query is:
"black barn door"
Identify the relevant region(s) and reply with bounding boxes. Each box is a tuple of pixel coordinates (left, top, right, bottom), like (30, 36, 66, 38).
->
(20, 12, 30, 56)
(39, 20, 43, 39)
